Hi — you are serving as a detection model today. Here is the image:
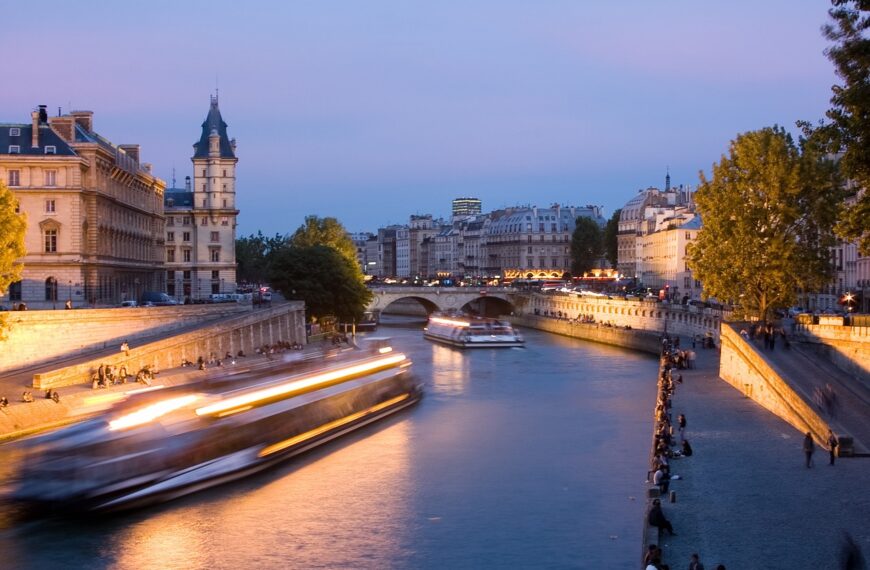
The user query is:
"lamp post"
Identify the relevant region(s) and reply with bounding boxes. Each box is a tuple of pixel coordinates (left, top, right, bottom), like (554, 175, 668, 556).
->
(68, 280, 72, 307)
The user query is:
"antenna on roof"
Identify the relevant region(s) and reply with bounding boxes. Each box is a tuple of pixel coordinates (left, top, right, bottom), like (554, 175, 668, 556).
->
(215, 74, 219, 103)
(172, 165, 176, 188)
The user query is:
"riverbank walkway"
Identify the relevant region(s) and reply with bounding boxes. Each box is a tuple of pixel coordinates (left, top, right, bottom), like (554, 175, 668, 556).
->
(658, 341, 870, 569)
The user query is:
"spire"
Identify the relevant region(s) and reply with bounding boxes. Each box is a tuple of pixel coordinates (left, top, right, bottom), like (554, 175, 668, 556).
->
(193, 95, 235, 159)
(665, 167, 671, 192)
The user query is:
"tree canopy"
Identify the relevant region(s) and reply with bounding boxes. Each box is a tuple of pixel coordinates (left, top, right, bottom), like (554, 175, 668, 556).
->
(803, 1, 870, 254)
(603, 208, 621, 270)
(290, 216, 359, 270)
(0, 181, 26, 334)
(236, 231, 287, 285)
(687, 126, 842, 321)
(570, 216, 603, 275)
(269, 245, 373, 323)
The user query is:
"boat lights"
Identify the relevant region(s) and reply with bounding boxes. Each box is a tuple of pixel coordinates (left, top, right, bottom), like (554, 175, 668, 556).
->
(429, 316, 470, 327)
(108, 394, 201, 431)
(258, 393, 411, 457)
(195, 353, 407, 417)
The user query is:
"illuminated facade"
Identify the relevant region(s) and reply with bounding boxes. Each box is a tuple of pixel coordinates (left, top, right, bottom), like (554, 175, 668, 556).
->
(0, 106, 165, 308)
(164, 96, 238, 300)
(452, 197, 482, 219)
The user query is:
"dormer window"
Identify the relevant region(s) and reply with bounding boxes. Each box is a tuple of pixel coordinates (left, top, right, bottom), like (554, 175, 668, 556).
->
(9, 128, 20, 136)
(8, 145, 20, 154)
(45, 145, 56, 155)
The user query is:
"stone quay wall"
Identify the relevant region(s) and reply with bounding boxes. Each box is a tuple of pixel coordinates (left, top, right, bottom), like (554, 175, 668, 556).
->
(508, 314, 662, 355)
(793, 323, 870, 381)
(719, 323, 831, 445)
(33, 303, 306, 390)
(513, 293, 723, 343)
(0, 303, 249, 375)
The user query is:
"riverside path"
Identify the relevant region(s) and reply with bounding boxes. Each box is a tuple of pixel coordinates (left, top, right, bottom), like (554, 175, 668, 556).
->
(657, 343, 870, 569)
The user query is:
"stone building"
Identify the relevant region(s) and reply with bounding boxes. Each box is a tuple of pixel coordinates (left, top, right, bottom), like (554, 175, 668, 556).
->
(636, 214, 701, 300)
(164, 96, 238, 301)
(0, 105, 165, 309)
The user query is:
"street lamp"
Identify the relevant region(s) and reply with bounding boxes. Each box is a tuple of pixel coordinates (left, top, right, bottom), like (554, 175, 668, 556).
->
(68, 280, 72, 306)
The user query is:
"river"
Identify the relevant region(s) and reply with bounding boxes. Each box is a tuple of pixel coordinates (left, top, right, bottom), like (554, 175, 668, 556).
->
(0, 317, 659, 569)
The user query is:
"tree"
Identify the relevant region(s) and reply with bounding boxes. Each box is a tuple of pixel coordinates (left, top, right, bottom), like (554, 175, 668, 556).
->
(804, 1, 870, 254)
(570, 216, 603, 275)
(0, 181, 26, 334)
(290, 216, 359, 269)
(236, 231, 287, 284)
(687, 126, 842, 321)
(603, 208, 621, 270)
(270, 245, 373, 323)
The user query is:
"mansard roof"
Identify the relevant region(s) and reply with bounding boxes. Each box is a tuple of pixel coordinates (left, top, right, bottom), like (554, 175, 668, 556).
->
(164, 190, 194, 208)
(0, 124, 76, 156)
(193, 96, 235, 159)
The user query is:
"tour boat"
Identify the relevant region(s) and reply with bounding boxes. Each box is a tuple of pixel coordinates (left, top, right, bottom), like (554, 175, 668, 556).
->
(6, 340, 421, 513)
(424, 313, 525, 348)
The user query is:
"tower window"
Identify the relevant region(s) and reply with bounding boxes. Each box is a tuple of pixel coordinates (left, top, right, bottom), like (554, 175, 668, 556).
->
(221, 216, 229, 226)
(223, 170, 226, 177)
(210, 231, 219, 242)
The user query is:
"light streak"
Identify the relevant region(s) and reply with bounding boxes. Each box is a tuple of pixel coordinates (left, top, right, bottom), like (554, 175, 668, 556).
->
(195, 353, 407, 417)
(258, 393, 410, 457)
(429, 316, 470, 327)
(109, 395, 200, 431)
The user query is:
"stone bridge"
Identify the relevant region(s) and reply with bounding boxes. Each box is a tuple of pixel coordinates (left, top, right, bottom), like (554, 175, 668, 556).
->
(367, 287, 519, 316)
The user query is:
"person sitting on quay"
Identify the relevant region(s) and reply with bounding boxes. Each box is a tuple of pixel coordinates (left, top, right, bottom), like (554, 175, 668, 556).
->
(689, 553, 705, 570)
(681, 439, 693, 457)
(197, 356, 206, 371)
(648, 498, 676, 536)
(237, 349, 246, 358)
(0, 396, 8, 408)
(653, 465, 671, 496)
(51, 390, 60, 403)
(22, 391, 34, 403)
(644, 544, 662, 568)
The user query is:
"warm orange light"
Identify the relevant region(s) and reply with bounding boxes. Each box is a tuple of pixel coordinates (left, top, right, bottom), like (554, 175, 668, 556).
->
(195, 353, 407, 417)
(258, 393, 410, 457)
(430, 316, 470, 327)
(109, 394, 200, 431)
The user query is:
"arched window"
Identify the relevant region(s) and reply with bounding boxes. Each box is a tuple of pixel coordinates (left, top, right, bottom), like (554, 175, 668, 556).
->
(45, 277, 58, 301)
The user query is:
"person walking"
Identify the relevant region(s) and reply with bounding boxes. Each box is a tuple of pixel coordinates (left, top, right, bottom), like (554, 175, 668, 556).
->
(121, 340, 130, 357)
(803, 432, 815, 468)
(678, 414, 687, 441)
(827, 429, 839, 466)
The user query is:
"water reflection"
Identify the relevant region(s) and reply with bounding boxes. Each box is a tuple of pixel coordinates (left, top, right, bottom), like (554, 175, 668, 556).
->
(430, 344, 469, 396)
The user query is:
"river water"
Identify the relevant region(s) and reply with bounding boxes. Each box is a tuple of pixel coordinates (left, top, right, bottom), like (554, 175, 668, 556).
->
(0, 317, 658, 570)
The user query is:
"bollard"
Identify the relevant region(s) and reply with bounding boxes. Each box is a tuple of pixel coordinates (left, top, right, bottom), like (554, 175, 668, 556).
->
(669, 490, 676, 503)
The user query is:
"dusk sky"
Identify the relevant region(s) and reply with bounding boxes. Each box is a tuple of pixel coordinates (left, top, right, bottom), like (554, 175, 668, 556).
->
(2, 1, 838, 235)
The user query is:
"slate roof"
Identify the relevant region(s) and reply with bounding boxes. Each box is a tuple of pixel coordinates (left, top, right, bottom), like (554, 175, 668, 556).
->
(193, 96, 235, 159)
(681, 216, 702, 230)
(0, 124, 76, 156)
(164, 190, 194, 208)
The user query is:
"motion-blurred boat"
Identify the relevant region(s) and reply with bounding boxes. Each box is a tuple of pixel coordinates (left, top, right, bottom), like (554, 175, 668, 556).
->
(424, 312, 524, 348)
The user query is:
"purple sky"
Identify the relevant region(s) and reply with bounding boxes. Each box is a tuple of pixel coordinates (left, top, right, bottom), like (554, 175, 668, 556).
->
(2, 1, 838, 234)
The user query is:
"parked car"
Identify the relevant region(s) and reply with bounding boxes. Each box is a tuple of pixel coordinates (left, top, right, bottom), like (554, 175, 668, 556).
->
(119, 300, 138, 308)
(140, 291, 178, 306)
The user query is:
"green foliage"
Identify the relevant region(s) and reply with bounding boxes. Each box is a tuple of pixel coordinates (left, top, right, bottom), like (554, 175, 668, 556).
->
(687, 126, 842, 321)
(290, 216, 359, 271)
(603, 208, 621, 269)
(570, 216, 603, 275)
(236, 231, 287, 284)
(0, 181, 26, 336)
(803, 1, 870, 254)
(269, 245, 373, 323)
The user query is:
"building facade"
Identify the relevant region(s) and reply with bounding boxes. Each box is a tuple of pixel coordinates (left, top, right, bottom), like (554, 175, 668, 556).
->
(452, 197, 482, 219)
(164, 96, 239, 301)
(1, 106, 165, 309)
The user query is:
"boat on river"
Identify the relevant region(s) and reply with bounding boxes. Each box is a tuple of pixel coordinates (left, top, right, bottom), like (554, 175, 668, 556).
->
(6, 340, 421, 513)
(424, 312, 525, 348)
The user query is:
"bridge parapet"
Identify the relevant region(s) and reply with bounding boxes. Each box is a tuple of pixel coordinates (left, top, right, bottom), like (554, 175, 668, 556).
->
(367, 287, 516, 314)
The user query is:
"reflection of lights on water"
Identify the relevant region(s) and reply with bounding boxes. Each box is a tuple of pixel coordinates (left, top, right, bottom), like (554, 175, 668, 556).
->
(431, 345, 468, 396)
(108, 395, 200, 431)
(195, 353, 407, 417)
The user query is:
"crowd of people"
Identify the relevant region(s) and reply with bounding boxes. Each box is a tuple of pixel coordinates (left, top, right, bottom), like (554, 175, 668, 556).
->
(0, 389, 61, 408)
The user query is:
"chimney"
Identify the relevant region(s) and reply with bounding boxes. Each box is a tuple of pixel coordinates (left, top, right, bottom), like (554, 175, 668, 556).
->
(38, 105, 48, 124)
(230, 138, 237, 153)
(185, 176, 191, 191)
(47, 116, 75, 142)
(142, 162, 152, 174)
(70, 110, 93, 133)
(119, 144, 140, 163)
(31, 110, 40, 148)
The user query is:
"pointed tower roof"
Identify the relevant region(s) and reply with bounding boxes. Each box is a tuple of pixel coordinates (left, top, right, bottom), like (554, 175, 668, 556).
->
(193, 94, 235, 159)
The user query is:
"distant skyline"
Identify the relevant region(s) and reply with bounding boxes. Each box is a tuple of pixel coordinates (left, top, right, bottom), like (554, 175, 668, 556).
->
(2, 1, 838, 234)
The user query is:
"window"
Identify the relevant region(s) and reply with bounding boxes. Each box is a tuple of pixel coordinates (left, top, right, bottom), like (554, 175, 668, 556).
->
(166, 248, 176, 262)
(685, 232, 691, 240)
(212, 282, 220, 294)
(182, 232, 191, 242)
(9, 128, 20, 136)
(222, 199, 227, 208)
(222, 185, 226, 192)
(222, 170, 226, 177)
(44, 145, 56, 154)
(183, 270, 191, 280)
(527, 246, 532, 254)
(183, 249, 191, 262)
(684, 277, 691, 288)
(167, 270, 175, 280)
(182, 216, 191, 225)
(202, 188, 206, 195)
(221, 216, 229, 226)
(166, 216, 175, 226)
(200, 217, 208, 226)
(211, 270, 220, 279)
(44, 170, 57, 186)
(8, 145, 20, 154)
(44, 229, 57, 253)
(210, 231, 219, 242)
(210, 249, 220, 262)
(45, 199, 56, 213)
(167, 232, 175, 242)
(8, 170, 19, 186)
(202, 169, 206, 177)
(45, 277, 57, 301)
(8, 280, 21, 301)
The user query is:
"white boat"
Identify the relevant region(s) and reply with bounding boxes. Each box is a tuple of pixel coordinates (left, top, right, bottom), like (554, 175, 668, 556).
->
(6, 340, 422, 514)
(424, 313, 525, 348)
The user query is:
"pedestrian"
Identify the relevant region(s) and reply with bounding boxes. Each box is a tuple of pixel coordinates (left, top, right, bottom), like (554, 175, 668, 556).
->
(51, 390, 60, 403)
(64, 299, 72, 310)
(121, 340, 130, 356)
(827, 429, 839, 466)
(803, 431, 815, 468)
(678, 414, 686, 440)
(840, 531, 866, 570)
(648, 498, 676, 536)
(689, 553, 705, 570)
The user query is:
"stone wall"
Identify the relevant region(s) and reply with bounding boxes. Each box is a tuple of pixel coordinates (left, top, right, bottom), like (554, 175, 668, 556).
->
(33, 302, 306, 389)
(793, 323, 870, 381)
(719, 324, 830, 444)
(516, 293, 723, 342)
(509, 314, 663, 355)
(0, 303, 249, 375)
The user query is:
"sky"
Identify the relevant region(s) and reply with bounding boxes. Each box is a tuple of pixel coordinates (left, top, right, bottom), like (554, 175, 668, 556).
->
(1, 0, 839, 235)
